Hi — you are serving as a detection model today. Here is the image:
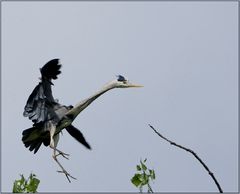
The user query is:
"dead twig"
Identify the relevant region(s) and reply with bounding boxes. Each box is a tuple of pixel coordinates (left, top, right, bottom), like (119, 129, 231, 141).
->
(149, 124, 223, 193)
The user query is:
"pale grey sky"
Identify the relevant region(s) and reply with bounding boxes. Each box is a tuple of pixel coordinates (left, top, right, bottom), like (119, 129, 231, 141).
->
(1, 1, 238, 192)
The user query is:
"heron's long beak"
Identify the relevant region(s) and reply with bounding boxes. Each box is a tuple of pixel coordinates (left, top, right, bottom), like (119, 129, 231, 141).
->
(127, 83, 144, 88)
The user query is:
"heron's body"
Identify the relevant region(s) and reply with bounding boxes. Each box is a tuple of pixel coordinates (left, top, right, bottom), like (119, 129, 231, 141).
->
(22, 59, 142, 182)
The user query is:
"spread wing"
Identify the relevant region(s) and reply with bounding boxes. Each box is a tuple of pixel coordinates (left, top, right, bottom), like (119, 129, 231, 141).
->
(23, 59, 62, 124)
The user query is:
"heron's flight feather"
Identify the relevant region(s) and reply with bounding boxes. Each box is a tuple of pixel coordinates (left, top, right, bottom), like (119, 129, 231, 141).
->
(65, 125, 91, 149)
(40, 58, 61, 81)
(23, 59, 61, 124)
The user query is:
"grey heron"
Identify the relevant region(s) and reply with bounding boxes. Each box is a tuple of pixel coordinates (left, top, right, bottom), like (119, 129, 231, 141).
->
(22, 59, 143, 182)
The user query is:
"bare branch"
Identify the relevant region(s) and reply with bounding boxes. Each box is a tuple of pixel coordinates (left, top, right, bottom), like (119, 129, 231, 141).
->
(149, 124, 223, 193)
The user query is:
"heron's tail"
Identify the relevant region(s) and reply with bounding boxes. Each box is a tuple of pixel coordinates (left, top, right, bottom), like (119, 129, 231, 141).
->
(22, 126, 50, 154)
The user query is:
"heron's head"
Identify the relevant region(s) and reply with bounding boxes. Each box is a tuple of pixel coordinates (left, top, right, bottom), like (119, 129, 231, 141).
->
(112, 75, 143, 88)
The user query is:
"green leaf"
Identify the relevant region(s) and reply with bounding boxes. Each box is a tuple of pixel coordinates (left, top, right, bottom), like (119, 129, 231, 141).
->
(136, 165, 141, 171)
(152, 170, 156, 180)
(141, 173, 149, 186)
(12, 181, 19, 193)
(131, 158, 156, 193)
(26, 174, 40, 192)
(131, 174, 142, 187)
(140, 160, 147, 171)
(13, 179, 25, 193)
(149, 169, 153, 175)
(13, 173, 40, 193)
(31, 178, 40, 192)
(20, 174, 25, 185)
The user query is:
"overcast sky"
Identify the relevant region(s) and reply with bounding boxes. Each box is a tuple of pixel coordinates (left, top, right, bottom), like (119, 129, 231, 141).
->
(1, 1, 238, 192)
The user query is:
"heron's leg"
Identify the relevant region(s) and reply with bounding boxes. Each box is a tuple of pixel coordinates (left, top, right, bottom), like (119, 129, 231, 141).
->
(53, 148, 76, 182)
(49, 125, 76, 182)
(49, 125, 69, 159)
(53, 133, 70, 159)
(55, 150, 69, 159)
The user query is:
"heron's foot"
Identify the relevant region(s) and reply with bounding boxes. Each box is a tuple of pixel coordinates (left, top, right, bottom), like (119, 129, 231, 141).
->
(56, 150, 70, 160)
(57, 169, 77, 183)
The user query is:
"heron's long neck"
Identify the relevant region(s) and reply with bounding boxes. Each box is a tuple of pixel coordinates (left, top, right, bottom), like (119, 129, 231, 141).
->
(66, 83, 115, 120)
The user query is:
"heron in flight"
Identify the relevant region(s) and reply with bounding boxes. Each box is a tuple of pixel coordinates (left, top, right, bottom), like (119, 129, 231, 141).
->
(22, 59, 143, 182)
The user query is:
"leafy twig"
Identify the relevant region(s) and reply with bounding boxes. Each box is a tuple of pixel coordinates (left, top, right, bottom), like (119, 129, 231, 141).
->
(13, 173, 40, 193)
(131, 158, 155, 193)
(149, 124, 223, 193)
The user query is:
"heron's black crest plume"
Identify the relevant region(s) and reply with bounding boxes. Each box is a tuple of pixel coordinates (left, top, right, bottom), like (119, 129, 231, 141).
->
(40, 59, 61, 80)
(117, 75, 127, 82)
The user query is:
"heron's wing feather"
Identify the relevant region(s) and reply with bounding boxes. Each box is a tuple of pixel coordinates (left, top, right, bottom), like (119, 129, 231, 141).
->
(40, 58, 61, 80)
(65, 125, 91, 149)
(23, 59, 61, 124)
(22, 125, 50, 154)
